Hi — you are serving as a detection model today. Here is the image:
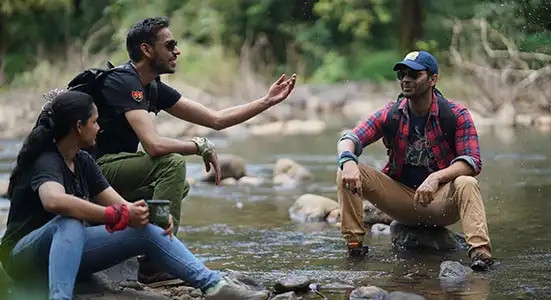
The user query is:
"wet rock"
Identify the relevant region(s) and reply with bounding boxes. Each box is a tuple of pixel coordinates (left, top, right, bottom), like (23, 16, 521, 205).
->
(281, 119, 326, 135)
(75, 267, 271, 300)
(438, 261, 473, 280)
(274, 275, 311, 293)
(237, 176, 264, 186)
(271, 291, 298, 300)
(219, 177, 238, 186)
(342, 100, 374, 120)
(249, 121, 286, 136)
(349, 285, 389, 300)
(201, 154, 246, 183)
(326, 208, 340, 223)
(273, 158, 313, 186)
(370, 223, 391, 235)
(153, 285, 202, 300)
(224, 270, 267, 292)
(389, 291, 426, 300)
(71, 258, 180, 299)
(364, 201, 393, 225)
(535, 115, 551, 129)
(73, 271, 170, 300)
(249, 119, 327, 136)
(91, 257, 140, 285)
(186, 178, 197, 186)
(0, 180, 8, 198)
(515, 114, 534, 126)
(390, 221, 468, 252)
(288, 194, 339, 223)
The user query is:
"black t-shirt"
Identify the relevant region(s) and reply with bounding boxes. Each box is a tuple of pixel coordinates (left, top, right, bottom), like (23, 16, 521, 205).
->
(94, 62, 181, 158)
(399, 114, 438, 189)
(0, 147, 110, 267)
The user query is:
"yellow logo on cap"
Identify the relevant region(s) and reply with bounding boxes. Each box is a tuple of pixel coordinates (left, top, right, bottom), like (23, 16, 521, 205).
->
(404, 51, 419, 61)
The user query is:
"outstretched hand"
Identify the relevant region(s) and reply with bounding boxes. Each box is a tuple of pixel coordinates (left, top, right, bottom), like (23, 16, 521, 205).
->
(265, 74, 297, 106)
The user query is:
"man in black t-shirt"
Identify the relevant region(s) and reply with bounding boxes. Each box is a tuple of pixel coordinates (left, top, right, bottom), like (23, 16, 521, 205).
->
(91, 16, 296, 287)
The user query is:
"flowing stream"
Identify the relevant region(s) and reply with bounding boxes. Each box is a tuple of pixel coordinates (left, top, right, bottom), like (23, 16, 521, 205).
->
(0, 127, 550, 299)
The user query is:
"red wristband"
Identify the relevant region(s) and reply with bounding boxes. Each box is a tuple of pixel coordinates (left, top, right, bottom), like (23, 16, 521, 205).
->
(105, 205, 120, 225)
(105, 204, 130, 233)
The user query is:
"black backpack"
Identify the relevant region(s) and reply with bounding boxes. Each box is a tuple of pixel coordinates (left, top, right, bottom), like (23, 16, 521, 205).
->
(66, 61, 160, 115)
(381, 89, 457, 154)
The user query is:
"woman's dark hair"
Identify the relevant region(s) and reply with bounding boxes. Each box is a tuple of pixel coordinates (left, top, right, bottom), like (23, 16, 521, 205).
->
(7, 90, 95, 198)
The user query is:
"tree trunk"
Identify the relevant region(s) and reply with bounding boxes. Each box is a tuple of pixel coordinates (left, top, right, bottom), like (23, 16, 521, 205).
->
(398, 0, 423, 53)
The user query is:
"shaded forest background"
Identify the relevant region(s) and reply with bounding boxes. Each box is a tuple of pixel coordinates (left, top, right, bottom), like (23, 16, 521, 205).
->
(1, 0, 551, 117)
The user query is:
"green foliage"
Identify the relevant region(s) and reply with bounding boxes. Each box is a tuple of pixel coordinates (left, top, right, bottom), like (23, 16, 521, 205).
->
(0, 0, 70, 14)
(1, 0, 550, 88)
(313, 0, 391, 38)
(309, 51, 349, 83)
(348, 50, 401, 82)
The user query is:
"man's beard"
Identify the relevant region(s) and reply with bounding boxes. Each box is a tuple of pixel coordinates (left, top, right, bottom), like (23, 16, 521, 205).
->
(150, 57, 174, 75)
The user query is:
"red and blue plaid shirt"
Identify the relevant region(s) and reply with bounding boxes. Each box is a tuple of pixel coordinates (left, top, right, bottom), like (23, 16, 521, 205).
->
(347, 93, 482, 180)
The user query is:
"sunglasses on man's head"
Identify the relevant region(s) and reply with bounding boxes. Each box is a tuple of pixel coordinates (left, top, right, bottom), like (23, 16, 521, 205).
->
(396, 69, 423, 80)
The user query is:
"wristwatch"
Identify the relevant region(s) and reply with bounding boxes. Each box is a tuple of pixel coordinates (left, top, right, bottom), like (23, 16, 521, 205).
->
(191, 137, 215, 157)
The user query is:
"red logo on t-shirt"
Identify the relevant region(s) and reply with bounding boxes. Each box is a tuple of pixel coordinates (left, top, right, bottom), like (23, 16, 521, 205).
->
(131, 90, 144, 102)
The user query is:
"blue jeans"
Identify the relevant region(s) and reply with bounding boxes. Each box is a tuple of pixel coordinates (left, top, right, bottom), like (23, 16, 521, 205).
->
(6, 216, 221, 300)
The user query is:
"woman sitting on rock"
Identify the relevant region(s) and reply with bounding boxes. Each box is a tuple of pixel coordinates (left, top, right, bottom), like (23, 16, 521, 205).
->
(0, 90, 267, 300)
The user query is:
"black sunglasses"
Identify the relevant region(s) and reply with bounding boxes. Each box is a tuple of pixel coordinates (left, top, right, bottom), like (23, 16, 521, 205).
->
(396, 69, 423, 80)
(164, 40, 178, 52)
(150, 40, 178, 52)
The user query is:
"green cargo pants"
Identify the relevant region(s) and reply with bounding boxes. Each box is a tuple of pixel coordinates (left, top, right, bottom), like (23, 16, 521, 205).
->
(96, 151, 190, 234)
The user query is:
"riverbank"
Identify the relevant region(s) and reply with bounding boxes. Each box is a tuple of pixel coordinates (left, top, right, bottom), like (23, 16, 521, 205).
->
(2, 77, 551, 140)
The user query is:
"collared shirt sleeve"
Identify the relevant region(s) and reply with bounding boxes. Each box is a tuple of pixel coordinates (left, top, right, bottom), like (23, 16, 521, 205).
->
(451, 107, 482, 175)
(351, 103, 393, 148)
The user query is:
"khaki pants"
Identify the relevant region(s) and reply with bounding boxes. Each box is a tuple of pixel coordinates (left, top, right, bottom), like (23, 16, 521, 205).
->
(337, 164, 491, 257)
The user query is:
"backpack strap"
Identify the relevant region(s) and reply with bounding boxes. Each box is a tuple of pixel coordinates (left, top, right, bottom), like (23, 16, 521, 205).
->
(382, 89, 457, 153)
(381, 94, 404, 154)
(147, 78, 160, 115)
(434, 90, 456, 152)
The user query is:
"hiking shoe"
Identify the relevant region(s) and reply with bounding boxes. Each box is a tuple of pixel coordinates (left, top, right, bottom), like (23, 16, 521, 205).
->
(347, 241, 369, 258)
(137, 256, 185, 288)
(470, 252, 493, 272)
(204, 281, 269, 300)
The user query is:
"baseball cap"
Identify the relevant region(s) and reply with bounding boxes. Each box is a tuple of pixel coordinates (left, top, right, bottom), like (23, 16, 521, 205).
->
(392, 51, 439, 74)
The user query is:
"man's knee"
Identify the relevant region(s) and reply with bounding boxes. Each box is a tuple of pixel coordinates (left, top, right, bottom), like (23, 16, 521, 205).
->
(154, 153, 190, 196)
(156, 153, 186, 166)
(155, 153, 187, 175)
(453, 176, 479, 189)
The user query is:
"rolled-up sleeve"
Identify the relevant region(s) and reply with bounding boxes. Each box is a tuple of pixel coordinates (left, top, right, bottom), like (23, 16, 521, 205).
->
(452, 108, 482, 175)
(339, 103, 392, 157)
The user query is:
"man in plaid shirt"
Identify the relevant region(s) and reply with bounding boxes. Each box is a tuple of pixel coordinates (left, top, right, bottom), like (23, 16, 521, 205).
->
(336, 51, 493, 271)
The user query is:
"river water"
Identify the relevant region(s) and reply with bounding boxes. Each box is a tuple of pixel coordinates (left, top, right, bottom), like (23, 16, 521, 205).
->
(0, 127, 550, 299)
